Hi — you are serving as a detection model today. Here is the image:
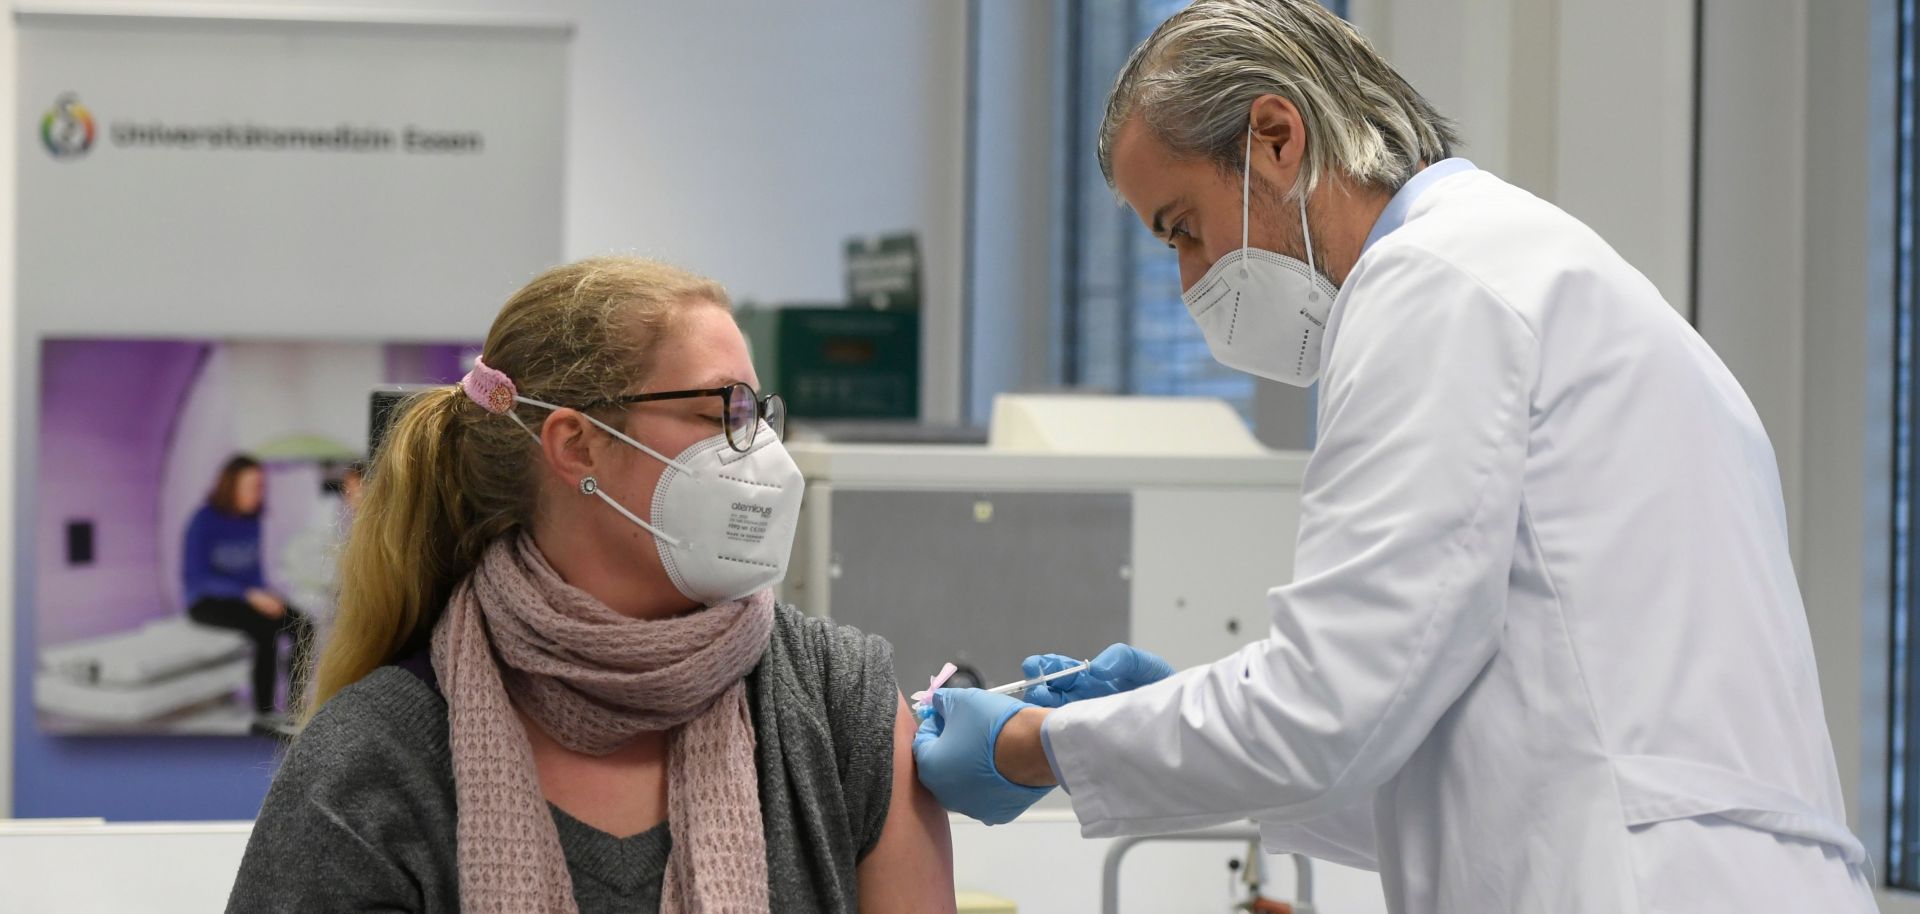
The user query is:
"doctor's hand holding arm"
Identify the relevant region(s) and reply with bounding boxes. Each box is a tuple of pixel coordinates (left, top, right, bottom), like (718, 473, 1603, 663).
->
(910, 644, 1175, 819)
(912, 689, 1052, 824)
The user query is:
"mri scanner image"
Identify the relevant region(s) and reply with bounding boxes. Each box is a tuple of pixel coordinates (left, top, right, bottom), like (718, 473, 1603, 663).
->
(31, 338, 478, 736)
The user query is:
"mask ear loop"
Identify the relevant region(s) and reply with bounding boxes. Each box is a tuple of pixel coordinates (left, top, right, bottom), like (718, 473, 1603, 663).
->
(508, 394, 695, 549)
(512, 395, 699, 477)
(1301, 190, 1320, 303)
(1249, 124, 1322, 301)
(1241, 127, 1253, 279)
(577, 476, 686, 549)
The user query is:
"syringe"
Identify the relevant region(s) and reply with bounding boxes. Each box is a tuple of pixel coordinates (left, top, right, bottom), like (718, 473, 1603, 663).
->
(983, 661, 1092, 697)
(912, 660, 1093, 718)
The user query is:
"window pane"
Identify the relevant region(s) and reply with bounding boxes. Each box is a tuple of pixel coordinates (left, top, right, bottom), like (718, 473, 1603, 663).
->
(1062, 0, 1349, 421)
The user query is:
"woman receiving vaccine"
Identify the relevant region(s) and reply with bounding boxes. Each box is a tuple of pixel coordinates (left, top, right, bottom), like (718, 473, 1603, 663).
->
(227, 257, 953, 913)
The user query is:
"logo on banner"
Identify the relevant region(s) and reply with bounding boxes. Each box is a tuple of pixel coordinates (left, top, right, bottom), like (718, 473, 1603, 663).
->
(41, 93, 96, 159)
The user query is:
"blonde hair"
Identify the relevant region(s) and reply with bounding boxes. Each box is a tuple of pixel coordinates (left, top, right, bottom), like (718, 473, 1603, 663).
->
(309, 256, 731, 714)
(1098, 0, 1458, 197)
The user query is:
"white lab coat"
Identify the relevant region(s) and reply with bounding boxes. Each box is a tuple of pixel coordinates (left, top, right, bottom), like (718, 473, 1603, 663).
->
(1043, 170, 1876, 912)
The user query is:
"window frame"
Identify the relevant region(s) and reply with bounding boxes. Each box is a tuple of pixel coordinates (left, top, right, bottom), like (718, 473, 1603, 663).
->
(1890, 0, 1919, 888)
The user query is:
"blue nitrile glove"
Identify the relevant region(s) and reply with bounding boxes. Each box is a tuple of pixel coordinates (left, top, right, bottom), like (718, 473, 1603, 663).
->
(1022, 643, 1176, 708)
(912, 687, 1053, 825)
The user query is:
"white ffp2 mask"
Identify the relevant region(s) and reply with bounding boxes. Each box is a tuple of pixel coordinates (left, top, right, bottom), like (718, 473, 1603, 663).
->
(1179, 128, 1339, 387)
(628, 426, 804, 605)
(513, 398, 806, 606)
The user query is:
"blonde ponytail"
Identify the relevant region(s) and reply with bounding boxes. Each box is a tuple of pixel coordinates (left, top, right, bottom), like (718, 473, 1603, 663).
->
(309, 388, 467, 711)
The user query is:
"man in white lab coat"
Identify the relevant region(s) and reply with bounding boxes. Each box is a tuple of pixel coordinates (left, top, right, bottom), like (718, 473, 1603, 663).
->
(910, 1, 1878, 910)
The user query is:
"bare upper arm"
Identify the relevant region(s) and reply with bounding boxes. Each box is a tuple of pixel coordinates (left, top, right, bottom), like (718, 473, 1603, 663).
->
(855, 691, 956, 914)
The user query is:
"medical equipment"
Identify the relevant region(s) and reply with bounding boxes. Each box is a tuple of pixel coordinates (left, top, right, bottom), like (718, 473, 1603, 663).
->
(782, 394, 1306, 703)
(912, 660, 1091, 717)
(910, 662, 957, 710)
(986, 661, 1091, 697)
(1024, 646, 1174, 706)
(1099, 827, 1315, 914)
(737, 306, 919, 420)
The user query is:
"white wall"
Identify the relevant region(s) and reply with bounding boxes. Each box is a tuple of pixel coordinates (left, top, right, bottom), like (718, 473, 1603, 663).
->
(1696, 0, 1810, 560)
(1355, 0, 1696, 312)
(561, 1, 968, 423)
(1550, 0, 1696, 311)
(967, 1, 1060, 426)
(1351, 0, 1520, 176)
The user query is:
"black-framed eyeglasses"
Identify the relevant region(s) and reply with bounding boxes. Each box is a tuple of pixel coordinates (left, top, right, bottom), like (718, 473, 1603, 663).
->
(608, 382, 786, 453)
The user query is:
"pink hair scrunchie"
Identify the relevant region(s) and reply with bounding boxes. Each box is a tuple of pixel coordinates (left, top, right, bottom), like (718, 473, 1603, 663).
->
(461, 356, 518, 415)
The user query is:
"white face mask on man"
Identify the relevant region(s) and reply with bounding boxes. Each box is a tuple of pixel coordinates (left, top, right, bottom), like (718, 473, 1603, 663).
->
(1179, 127, 1341, 387)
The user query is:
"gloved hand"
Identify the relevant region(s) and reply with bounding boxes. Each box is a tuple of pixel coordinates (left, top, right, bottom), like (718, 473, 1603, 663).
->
(1022, 642, 1175, 708)
(912, 687, 1053, 825)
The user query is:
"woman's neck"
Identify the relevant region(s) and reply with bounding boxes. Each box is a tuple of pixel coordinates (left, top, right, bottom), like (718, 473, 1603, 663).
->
(527, 522, 699, 621)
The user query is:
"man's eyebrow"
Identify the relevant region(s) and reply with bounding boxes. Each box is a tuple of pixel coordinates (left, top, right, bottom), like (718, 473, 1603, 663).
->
(1148, 198, 1186, 239)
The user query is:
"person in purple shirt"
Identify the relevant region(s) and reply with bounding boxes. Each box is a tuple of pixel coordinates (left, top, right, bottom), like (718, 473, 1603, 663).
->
(183, 455, 313, 727)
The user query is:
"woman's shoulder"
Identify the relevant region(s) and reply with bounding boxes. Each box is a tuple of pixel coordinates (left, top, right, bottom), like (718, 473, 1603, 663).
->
(763, 604, 896, 701)
(292, 666, 452, 777)
(757, 604, 900, 758)
(239, 667, 457, 913)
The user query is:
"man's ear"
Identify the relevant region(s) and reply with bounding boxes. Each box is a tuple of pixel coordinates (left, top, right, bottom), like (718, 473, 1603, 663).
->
(1247, 93, 1306, 180)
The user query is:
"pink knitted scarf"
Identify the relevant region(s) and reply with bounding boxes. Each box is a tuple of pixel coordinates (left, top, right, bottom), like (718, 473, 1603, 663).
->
(431, 533, 775, 913)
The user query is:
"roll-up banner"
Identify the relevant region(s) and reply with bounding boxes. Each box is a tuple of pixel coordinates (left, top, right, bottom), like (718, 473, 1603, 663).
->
(12, 9, 567, 818)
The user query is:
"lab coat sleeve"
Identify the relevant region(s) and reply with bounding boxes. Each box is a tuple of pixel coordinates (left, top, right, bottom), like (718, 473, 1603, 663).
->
(1044, 244, 1538, 837)
(1257, 797, 1380, 871)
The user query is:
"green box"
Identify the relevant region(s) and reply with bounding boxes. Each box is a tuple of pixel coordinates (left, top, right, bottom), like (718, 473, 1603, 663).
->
(738, 307, 920, 421)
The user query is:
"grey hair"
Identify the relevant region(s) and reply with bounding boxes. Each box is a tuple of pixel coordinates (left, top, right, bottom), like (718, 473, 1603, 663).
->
(1098, 0, 1459, 197)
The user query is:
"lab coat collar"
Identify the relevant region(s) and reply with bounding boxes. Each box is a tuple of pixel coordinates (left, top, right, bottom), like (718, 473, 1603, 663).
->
(1360, 158, 1478, 256)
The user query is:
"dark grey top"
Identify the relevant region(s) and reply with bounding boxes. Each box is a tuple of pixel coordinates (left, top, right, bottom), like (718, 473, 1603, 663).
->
(226, 606, 899, 913)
